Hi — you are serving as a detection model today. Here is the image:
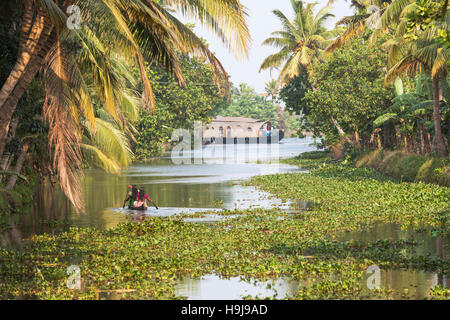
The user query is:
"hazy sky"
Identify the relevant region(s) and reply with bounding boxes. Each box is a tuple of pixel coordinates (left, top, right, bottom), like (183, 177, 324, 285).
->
(178, 0, 354, 93)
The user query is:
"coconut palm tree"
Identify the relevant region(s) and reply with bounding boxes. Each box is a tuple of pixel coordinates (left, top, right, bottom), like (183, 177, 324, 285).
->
(0, 0, 251, 211)
(326, 0, 391, 52)
(259, 0, 339, 85)
(382, 0, 449, 157)
(264, 79, 279, 101)
(384, 37, 448, 156)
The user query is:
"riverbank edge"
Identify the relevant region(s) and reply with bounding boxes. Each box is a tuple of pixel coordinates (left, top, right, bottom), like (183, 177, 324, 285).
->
(353, 149, 450, 187)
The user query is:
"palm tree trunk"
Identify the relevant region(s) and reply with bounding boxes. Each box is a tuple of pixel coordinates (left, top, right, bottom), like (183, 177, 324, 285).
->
(6, 139, 31, 190)
(0, 117, 19, 174)
(419, 122, 426, 155)
(331, 117, 352, 144)
(17, 0, 35, 57)
(354, 130, 361, 150)
(0, 27, 55, 158)
(432, 75, 447, 157)
(0, 3, 44, 110)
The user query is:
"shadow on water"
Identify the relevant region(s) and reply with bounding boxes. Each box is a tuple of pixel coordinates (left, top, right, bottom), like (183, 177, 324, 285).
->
(0, 183, 72, 248)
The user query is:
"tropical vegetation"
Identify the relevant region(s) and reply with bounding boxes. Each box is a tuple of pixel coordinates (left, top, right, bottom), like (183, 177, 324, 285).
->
(267, 0, 449, 160)
(259, 0, 341, 85)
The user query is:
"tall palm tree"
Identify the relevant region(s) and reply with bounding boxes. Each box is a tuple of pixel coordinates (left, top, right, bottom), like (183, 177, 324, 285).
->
(0, 0, 251, 211)
(259, 0, 339, 85)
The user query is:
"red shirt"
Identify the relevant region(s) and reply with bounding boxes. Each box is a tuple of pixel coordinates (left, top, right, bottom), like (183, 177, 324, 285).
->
(138, 193, 152, 202)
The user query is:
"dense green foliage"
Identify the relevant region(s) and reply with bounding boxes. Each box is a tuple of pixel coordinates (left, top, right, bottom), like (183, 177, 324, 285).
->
(134, 56, 228, 159)
(276, 0, 449, 157)
(304, 38, 394, 145)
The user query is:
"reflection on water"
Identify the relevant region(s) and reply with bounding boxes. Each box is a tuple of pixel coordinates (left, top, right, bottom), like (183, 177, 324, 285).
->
(1, 183, 72, 248)
(175, 275, 299, 300)
(175, 269, 447, 300)
(338, 222, 448, 298)
(362, 269, 447, 299)
(337, 222, 447, 260)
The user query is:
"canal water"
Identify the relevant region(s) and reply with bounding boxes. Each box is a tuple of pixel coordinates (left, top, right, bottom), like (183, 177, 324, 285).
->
(1, 137, 448, 299)
(1, 137, 316, 242)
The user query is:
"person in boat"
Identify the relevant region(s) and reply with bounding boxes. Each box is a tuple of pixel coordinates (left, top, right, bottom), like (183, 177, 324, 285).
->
(135, 186, 156, 209)
(123, 185, 138, 209)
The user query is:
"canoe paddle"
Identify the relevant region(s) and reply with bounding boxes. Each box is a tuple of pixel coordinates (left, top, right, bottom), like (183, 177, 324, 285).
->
(150, 200, 159, 210)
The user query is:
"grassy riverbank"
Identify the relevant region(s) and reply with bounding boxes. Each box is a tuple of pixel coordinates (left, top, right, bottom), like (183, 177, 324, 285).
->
(0, 152, 448, 300)
(354, 150, 450, 187)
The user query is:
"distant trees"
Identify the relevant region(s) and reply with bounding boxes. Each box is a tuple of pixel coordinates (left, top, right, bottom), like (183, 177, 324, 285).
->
(218, 83, 280, 126)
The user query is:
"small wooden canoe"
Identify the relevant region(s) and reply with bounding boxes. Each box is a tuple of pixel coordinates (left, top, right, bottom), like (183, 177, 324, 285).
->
(128, 205, 147, 211)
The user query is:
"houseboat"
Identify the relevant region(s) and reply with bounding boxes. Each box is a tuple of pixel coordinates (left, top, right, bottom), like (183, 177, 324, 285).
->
(202, 116, 284, 144)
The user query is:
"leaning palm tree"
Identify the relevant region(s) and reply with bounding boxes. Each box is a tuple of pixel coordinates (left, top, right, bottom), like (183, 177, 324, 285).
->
(259, 0, 339, 85)
(0, 0, 251, 211)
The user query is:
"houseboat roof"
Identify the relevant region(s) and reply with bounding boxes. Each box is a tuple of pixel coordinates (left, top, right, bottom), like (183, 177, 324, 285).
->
(211, 116, 265, 123)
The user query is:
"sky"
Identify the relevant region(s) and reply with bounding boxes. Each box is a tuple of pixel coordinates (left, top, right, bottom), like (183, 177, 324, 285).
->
(178, 0, 354, 93)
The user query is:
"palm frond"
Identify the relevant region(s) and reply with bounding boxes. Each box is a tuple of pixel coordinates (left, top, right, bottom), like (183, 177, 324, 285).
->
(431, 47, 449, 77)
(374, 113, 398, 126)
(260, 48, 291, 72)
(326, 20, 365, 52)
(81, 144, 121, 174)
(85, 118, 133, 167)
(43, 35, 84, 212)
(160, 0, 251, 58)
(379, 0, 414, 29)
(385, 54, 423, 84)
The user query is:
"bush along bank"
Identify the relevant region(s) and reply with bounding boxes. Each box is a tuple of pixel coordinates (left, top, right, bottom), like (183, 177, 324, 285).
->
(0, 151, 448, 300)
(354, 149, 450, 187)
